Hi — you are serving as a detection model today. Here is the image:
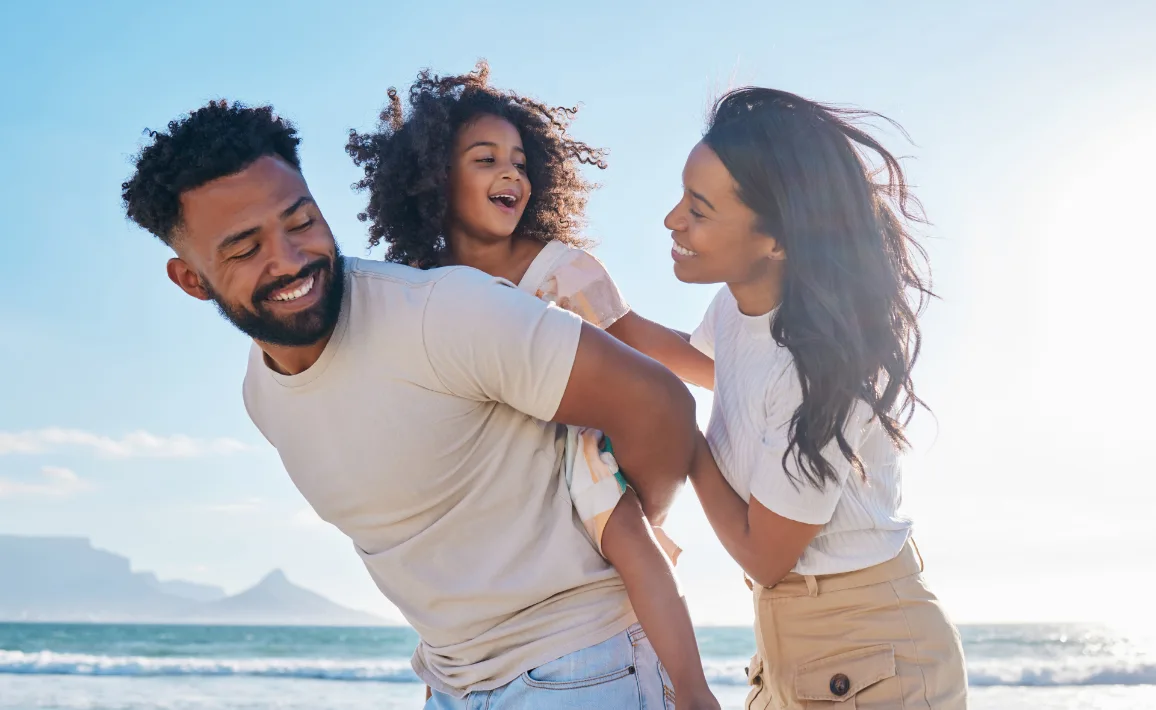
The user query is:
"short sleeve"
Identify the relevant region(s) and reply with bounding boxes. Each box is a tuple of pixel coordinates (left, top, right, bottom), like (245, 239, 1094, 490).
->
(748, 362, 873, 525)
(689, 288, 727, 359)
(535, 250, 630, 330)
(422, 267, 583, 422)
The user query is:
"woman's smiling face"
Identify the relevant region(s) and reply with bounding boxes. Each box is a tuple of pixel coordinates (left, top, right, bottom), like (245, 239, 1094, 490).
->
(664, 142, 779, 287)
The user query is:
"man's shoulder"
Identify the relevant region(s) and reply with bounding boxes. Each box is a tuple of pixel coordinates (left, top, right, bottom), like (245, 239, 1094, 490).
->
(345, 257, 460, 288)
(346, 258, 509, 298)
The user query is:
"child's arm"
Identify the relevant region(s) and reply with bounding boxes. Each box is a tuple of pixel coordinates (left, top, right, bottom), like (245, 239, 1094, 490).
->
(602, 489, 720, 710)
(608, 311, 714, 390)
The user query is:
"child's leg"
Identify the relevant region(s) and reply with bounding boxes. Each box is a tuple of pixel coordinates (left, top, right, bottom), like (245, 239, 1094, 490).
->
(601, 489, 719, 710)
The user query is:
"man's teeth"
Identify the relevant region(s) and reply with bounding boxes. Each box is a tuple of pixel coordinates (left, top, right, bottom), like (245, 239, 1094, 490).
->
(271, 276, 315, 302)
(673, 241, 698, 257)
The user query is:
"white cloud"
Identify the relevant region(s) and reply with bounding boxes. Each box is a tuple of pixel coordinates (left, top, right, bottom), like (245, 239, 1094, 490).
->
(0, 466, 90, 498)
(0, 428, 248, 459)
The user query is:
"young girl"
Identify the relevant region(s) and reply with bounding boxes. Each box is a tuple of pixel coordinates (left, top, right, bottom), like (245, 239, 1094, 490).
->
(347, 62, 717, 709)
(668, 89, 968, 709)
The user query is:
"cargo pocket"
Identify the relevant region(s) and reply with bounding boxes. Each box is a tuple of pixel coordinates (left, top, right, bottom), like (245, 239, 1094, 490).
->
(794, 644, 897, 709)
(744, 654, 774, 710)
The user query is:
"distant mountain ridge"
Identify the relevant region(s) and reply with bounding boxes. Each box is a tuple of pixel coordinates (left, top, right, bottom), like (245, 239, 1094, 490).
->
(0, 535, 388, 626)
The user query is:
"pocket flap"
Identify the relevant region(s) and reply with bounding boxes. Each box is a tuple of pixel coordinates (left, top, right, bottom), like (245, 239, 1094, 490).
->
(794, 644, 896, 702)
(746, 654, 764, 686)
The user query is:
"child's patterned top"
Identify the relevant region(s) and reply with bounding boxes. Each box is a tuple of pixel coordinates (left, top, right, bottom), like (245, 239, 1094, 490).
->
(519, 240, 682, 565)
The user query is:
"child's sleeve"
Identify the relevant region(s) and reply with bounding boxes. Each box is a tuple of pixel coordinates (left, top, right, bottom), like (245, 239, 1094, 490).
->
(535, 250, 630, 330)
(564, 426, 682, 565)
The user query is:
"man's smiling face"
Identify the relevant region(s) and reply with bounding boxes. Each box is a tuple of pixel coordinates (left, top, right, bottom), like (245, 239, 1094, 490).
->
(165, 155, 344, 347)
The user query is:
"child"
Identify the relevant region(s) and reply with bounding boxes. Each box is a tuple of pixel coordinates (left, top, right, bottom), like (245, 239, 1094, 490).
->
(669, 88, 968, 709)
(348, 62, 718, 709)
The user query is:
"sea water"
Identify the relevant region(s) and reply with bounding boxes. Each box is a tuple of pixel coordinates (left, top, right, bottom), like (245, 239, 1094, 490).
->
(1, 623, 1154, 709)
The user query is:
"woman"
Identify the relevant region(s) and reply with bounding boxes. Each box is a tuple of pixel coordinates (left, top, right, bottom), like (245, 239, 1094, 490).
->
(670, 87, 968, 709)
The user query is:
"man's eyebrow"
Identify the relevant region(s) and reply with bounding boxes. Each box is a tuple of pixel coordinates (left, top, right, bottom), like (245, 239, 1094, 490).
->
(281, 196, 314, 218)
(217, 197, 315, 253)
(218, 227, 260, 254)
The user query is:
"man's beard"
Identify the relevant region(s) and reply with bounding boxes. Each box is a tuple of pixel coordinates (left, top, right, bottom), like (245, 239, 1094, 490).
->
(204, 248, 345, 347)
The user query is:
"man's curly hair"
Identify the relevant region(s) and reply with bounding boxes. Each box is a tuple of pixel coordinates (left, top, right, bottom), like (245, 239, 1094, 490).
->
(122, 100, 301, 245)
(346, 61, 607, 268)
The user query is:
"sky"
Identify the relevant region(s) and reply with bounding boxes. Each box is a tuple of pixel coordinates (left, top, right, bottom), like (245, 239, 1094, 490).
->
(1, 0, 1154, 627)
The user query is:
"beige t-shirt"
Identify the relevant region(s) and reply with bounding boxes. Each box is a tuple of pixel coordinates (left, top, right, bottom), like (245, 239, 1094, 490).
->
(242, 258, 634, 696)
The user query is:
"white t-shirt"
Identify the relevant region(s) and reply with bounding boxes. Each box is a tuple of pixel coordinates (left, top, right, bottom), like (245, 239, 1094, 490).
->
(243, 258, 634, 696)
(691, 287, 911, 575)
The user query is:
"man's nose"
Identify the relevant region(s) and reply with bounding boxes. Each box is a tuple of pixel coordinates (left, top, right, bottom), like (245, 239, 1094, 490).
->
(266, 231, 311, 277)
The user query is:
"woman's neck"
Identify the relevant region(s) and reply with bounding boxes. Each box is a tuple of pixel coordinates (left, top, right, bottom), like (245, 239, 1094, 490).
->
(442, 229, 545, 285)
(728, 259, 785, 317)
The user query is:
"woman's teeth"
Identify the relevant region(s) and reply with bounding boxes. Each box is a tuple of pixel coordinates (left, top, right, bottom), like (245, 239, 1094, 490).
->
(271, 276, 315, 302)
(673, 241, 697, 257)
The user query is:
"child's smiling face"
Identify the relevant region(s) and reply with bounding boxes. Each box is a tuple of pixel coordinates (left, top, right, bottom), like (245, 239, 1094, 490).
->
(446, 114, 531, 244)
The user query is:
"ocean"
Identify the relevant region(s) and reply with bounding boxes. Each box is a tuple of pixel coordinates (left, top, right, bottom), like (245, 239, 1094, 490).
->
(1, 623, 1154, 709)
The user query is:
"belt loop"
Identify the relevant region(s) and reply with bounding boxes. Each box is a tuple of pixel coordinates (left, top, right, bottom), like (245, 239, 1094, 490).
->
(804, 574, 819, 597)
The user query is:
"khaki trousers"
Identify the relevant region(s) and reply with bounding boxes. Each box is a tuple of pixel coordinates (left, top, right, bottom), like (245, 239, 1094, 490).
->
(744, 541, 967, 709)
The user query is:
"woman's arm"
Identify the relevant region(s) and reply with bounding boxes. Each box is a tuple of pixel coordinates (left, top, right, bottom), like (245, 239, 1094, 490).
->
(689, 435, 820, 588)
(608, 311, 715, 390)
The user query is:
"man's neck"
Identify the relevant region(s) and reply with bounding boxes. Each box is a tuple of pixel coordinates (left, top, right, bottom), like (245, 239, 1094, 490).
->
(443, 231, 545, 285)
(259, 334, 332, 376)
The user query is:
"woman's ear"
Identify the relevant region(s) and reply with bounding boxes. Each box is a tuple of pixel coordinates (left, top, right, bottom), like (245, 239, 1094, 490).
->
(761, 235, 787, 261)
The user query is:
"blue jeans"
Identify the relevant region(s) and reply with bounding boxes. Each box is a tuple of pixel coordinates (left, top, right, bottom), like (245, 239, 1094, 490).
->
(425, 623, 675, 710)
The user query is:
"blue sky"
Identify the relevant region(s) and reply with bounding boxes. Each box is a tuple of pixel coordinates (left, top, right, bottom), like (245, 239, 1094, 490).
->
(1, 1, 1154, 625)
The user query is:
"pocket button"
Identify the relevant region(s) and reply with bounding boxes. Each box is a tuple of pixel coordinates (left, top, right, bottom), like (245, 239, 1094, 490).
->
(829, 673, 851, 697)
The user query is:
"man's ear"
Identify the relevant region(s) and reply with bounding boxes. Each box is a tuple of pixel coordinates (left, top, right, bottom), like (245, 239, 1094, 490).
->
(166, 257, 211, 301)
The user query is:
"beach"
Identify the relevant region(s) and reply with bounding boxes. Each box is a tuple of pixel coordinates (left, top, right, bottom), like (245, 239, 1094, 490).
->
(2, 623, 1153, 709)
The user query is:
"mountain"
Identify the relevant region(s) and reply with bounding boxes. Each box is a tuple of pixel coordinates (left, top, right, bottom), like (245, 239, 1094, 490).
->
(0, 535, 388, 625)
(0, 535, 189, 621)
(181, 570, 383, 626)
(147, 577, 227, 603)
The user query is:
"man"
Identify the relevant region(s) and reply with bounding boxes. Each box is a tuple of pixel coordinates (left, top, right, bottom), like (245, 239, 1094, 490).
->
(122, 100, 698, 707)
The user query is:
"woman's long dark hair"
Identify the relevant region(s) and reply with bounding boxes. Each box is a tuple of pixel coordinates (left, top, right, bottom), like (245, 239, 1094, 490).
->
(704, 88, 933, 490)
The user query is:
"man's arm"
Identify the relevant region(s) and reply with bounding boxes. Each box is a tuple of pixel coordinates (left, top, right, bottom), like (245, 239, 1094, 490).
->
(421, 268, 696, 521)
(553, 322, 697, 522)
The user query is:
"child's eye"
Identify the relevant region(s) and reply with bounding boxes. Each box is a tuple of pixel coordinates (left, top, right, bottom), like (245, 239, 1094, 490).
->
(514, 162, 527, 172)
(476, 157, 495, 164)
